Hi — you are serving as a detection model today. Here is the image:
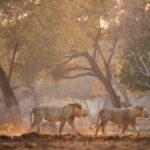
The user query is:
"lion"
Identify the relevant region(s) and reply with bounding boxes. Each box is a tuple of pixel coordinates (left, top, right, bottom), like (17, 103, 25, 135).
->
(90, 105, 149, 136)
(28, 102, 88, 135)
(0, 122, 14, 135)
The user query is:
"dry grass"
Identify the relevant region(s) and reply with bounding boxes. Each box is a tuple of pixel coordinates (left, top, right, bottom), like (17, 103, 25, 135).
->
(0, 132, 150, 150)
(0, 119, 150, 150)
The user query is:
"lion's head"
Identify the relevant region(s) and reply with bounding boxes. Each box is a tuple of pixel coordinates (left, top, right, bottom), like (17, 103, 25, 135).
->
(130, 105, 149, 118)
(67, 102, 88, 118)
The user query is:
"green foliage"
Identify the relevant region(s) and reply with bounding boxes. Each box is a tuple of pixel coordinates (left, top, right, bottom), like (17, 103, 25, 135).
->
(116, 0, 150, 93)
(119, 61, 150, 93)
(119, 38, 150, 93)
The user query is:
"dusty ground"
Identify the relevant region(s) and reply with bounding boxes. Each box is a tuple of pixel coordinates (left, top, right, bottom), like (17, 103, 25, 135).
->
(0, 133, 150, 150)
(0, 119, 150, 150)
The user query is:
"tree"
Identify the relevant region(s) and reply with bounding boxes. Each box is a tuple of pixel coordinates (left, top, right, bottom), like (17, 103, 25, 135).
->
(118, 0, 150, 93)
(50, 0, 122, 107)
(0, 65, 19, 107)
(0, 0, 129, 109)
(0, 0, 55, 125)
(0, 65, 22, 127)
(0, 0, 64, 106)
(0, 0, 38, 126)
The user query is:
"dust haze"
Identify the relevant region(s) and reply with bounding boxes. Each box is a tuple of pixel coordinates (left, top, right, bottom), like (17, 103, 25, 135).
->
(0, 0, 150, 150)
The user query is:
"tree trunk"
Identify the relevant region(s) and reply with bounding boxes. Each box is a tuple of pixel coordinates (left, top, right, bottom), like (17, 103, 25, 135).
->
(120, 88, 131, 107)
(0, 65, 18, 107)
(28, 84, 40, 106)
(104, 80, 121, 108)
(115, 81, 131, 107)
(0, 65, 22, 127)
(85, 54, 121, 108)
(121, 87, 131, 107)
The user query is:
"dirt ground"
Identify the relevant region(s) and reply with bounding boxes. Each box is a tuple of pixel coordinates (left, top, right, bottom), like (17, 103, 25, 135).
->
(0, 132, 150, 150)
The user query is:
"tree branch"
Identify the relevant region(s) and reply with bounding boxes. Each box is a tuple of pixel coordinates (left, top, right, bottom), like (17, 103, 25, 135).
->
(12, 84, 24, 90)
(7, 21, 20, 80)
(136, 49, 149, 74)
(93, 28, 101, 59)
(62, 72, 97, 79)
(107, 37, 119, 65)
(8, 41, 18, 81)
(129, 50, 141, 69)
(97, 47, 112, 80)
(137, 82, 150, 88)
(65, 66, 93, 72)
(30, 9, 46, 29)
(126, 58, 150, 77)
(84, 53, 106, 83)
(57, 52, 87, 66)
(98, 48, 107, 67)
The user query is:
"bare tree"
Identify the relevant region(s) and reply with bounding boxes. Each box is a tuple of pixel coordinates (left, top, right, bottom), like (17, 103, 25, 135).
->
(52, 28, 121, 108)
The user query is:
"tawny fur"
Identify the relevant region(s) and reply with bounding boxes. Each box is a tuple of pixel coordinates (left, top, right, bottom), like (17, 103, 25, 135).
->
(29, 102, 88, 135)
(90, 105, 148, 136)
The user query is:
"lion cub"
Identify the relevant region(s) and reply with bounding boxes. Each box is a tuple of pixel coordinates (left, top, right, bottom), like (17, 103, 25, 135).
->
(0, 122, 14, 135)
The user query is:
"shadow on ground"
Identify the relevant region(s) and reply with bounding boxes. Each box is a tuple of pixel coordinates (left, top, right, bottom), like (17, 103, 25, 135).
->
(0, 132, 150, 150)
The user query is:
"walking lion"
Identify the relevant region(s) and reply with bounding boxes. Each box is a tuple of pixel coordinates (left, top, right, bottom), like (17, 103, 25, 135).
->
(90, 105, 148, 136)
(29, 102, 88, 135)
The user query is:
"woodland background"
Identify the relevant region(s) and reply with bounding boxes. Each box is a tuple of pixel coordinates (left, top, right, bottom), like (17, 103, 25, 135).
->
(0, 0, 150, 129)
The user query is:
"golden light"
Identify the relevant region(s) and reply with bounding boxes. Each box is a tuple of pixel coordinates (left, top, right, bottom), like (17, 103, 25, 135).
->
(99, 18, 108, 29)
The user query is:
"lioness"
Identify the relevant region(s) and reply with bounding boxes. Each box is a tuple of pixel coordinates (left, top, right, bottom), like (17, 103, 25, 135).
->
(0, 122, 13, 135)
(90, 105, 148, 136)
(29, 102, 88, 135)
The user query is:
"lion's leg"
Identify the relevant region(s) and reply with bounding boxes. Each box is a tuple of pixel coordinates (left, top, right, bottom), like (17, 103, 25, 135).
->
(95, 121, 108, 136)
(130, 121, 140, 136)
(29, 117, 43, 132)
(68, 119, 81, 135)
(37, 120, 43, 133)
(101, 122, 108, 135)
(59, 120, 66, 135)
(94, 122, 102, 136)
(121, 124, 128, 135)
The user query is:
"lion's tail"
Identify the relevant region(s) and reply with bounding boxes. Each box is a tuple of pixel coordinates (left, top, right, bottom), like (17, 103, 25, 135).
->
(89, 109, 103, 129)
